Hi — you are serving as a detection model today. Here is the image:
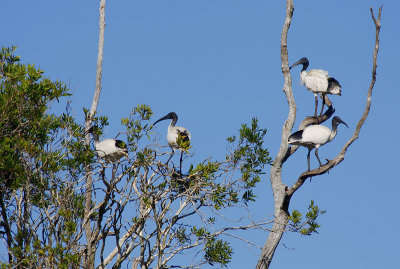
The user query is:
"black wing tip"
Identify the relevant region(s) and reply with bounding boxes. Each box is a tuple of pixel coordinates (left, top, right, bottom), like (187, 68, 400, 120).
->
(328, 77, 341, 87)
(115, 139, 128, 149)
(288, 130, 303, 142)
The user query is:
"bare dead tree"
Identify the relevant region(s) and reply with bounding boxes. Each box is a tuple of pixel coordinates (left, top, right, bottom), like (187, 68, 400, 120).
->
(84, 0, 106, 268)
(256, 2, 382, 269)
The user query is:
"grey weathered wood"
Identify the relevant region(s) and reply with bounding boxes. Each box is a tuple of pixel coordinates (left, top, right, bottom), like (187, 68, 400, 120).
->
(287, 6, 382, 198)
(84, 0, 106, 268)
(256, 2, 382, 269)
(255, 1, 294, 268)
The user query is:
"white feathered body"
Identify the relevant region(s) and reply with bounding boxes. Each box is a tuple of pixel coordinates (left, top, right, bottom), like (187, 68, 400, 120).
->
(301, 69, 341, 96)
(167, 124, 191, 150)
(94, 139, 128, 162)
(288, 125, 337, 149)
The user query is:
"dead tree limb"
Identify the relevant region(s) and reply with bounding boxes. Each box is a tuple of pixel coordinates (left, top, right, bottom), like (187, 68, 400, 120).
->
(287, 6, 382, 198)
(255, 1, 294, 269)
(84, 0, 106, 268)
(256, 3, 382, 269)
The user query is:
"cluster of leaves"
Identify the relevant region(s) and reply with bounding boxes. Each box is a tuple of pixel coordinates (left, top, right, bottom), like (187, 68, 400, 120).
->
(176, 132, 191, 152)
(191, 227, 233, 267)
(31, 208, 81, 268)
(0, 47, 85, 267)
(227, 118, 272, 202)
(0, 46, 70, 190)
(288, 200, 327, 235)
(122, 104, 153, 151)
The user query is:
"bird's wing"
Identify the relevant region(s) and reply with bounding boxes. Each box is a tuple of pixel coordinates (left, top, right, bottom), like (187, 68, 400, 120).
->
(288, 130, 304, 143)
(303, 69, 329, 93)
(176, 127, 191, 141)
(302, 125, 331, 145)
(95, 139, 116, 156)
(327, 77, 342, 95)
(115, 140, 128, 150)
(308, 69, 329, 77)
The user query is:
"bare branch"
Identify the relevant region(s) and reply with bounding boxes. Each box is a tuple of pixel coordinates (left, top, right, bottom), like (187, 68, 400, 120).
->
(84, 0, 106, 267)
(273, 0, 296, 170)
(287, 6, 382, 197)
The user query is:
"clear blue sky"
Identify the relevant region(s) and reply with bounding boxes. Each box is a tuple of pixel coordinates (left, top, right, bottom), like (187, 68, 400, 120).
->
(1, 0, 398, 268)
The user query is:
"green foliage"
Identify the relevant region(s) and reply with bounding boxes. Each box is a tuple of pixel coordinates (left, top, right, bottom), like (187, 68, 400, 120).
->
(122, 104, 153, 151)
(190, 161, 219, 181)
(227, 118, 272, 202)
(0, 47, 84, 267)
(0, 45, 273, 268)
(176, 228, 189, 244)
(118, 109, 268, 267)
(0, 46, 70, 188)
(289, 200, 327, 236)
(176, 132, 191, 152)
(204, 237, 233, 267)
(190, 227, 233, 267)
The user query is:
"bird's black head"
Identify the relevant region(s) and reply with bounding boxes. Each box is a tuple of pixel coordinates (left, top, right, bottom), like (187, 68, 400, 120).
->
(332, 116, 348, 128)
(289, 57, 309, 71)
(153, 112, 178, 126)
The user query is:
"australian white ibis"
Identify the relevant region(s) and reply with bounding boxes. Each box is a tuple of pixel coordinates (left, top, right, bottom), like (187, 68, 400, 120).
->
(290, 57, 342, 118)
(86, 126, 129, 162)
(288, 116, 348, 171)
(153, 112, 191, 165)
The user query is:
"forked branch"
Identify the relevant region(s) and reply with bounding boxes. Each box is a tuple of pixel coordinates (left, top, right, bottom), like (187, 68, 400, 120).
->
(287, 6, 382, 197)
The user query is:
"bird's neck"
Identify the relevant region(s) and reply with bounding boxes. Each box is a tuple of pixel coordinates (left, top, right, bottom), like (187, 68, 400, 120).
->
(300, 70, 307, 83)
(301, 61, 309, 72)
(329, 123, 339, 141)
(169, 118, 177, 127)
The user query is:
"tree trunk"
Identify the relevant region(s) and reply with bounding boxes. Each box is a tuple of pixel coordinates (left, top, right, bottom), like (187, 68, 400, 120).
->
(256, 0, 294, 268)
(256, 176, 289, 269)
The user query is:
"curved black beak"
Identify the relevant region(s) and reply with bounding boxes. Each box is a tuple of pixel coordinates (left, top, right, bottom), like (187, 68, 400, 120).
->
(289, 57, 309, 70)
(289, 59, 302, 70)
(153, 112, 177, 126)
(337, 118, 349, 128)
(153, 115, 170, 126)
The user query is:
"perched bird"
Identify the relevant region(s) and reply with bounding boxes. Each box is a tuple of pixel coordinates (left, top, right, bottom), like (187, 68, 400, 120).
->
(86, 126, 129, 162)
(290, 57, 342, 118)
(288, 116, 348, 171)
(153, 112, 191, 165)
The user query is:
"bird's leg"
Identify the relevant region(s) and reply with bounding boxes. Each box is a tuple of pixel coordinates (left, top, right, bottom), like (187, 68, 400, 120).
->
(166, 148, 174, 165)
(319, 95, 326, 117)
(307, 149, 311, 171)
(179, 151, 183, 177)
(314, 148, 323, 167)
(314, 94, 318, 119)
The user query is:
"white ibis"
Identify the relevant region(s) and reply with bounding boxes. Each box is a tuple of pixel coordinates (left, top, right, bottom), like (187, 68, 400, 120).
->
(290, 57, 342, 118)
(288, 116, 348, 171)
(153, 112, 191, 165)
(86, 126, 129, 162)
